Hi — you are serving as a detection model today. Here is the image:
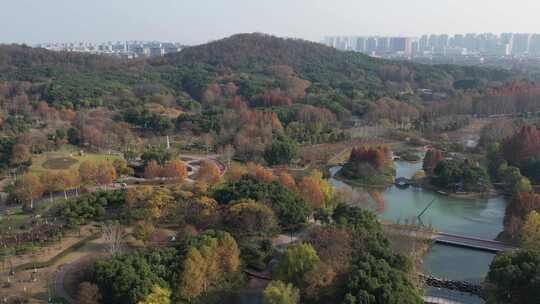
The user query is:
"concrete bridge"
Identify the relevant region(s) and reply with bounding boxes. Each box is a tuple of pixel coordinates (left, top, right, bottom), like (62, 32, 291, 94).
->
(433, 232, 517, 253)
(423, 296, 467, 304)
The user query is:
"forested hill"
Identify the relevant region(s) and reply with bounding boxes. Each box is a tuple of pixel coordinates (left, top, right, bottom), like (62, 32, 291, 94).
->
(159, 33, 381, 71)
(155, 33, 514, 93)
(0, 33, 518, 112)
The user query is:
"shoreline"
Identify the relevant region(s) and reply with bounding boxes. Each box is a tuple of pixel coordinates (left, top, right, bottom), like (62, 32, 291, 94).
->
(420, 180, 499, 200)
(332, 168, 395, 189)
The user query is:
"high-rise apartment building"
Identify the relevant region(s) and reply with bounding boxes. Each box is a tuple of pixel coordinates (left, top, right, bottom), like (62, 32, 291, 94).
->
(529, 34, 540, 55)
(419, 35, 429, 52)
(389, 37, 413, 55)
(322, 33, 540, 58)
(355, 37, 366, 52)
(377, 37, 390, 53)
(512, 33, 531, 55)
(366, 37, 378, 53)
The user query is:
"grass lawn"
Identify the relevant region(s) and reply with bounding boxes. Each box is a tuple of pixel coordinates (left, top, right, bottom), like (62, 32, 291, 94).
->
(0, 207, 29, 231)
(29, 146, 121, 175)
(337, 160, 396, 188)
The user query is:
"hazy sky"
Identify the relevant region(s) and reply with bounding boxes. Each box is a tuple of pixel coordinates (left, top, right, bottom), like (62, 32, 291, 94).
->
(2, 0, 540, 45)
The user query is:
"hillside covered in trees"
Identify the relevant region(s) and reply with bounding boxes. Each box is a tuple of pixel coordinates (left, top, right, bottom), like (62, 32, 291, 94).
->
(0, 34, 526, 164)
(1, 33, 516, 113)
(2, 33, 540, 304)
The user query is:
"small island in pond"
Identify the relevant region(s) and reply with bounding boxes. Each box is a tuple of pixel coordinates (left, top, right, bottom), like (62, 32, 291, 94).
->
(338, 145, 396, 186)
(422, 148, 490, 195)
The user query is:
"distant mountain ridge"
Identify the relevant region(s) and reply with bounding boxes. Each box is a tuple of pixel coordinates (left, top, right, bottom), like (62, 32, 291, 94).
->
(156, 33, 514, 92)
(161, 33, 377, 68)
(0, 33, 518, 110)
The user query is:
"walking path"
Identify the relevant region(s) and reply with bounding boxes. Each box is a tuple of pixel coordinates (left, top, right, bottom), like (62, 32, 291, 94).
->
(54, 263, 76, 304)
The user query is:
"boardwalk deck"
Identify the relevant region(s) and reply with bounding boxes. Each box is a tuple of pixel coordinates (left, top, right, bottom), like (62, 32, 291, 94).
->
(433, 232, 516, 253)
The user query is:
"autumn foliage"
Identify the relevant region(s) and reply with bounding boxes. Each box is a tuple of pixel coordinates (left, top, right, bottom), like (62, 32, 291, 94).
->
(341, 146, 393, 183)
(144, 159, 188, 181)
(278, 171, 297, 192)
(504, 192, 540, 239)
(247, 162, 274, 183)
(251, 90, 293, 107)
(178, 232, 240, 300)
(502, 125, 540, 167)
(423, 149, 444, 173)
(162, 160, 188, 181)
(348, 146, 389, 171)
(144, 160, 161, 179)
(79, 160, 98, 184)
(226, 163, 248, 182)
(196, 160, 221, 185)
(97, 162, 117, 185)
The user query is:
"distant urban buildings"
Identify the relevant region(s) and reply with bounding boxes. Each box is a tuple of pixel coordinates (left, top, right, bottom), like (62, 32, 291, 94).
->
(323, 33, 540, 59)
(35, 41, 184, 59)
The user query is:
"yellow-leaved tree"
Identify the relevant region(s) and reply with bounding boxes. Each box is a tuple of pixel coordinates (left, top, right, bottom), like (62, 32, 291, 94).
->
(178, 232, 240, 301)
(179, 247, 206, 300)
(137, 285, 171, 304)
(522, 210, 540, 249)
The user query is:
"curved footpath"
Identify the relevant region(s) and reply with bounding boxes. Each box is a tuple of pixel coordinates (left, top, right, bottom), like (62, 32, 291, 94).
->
(54, 263, 76, 304)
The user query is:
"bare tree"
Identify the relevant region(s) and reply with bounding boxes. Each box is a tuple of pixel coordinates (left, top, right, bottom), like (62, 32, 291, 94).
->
(103, 222, 126, 255)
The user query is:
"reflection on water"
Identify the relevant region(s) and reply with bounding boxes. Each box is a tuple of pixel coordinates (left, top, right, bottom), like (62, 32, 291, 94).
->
(424, 245, 494, 282)
(329, 159, 507, 304)
(329, 161, 505, 239)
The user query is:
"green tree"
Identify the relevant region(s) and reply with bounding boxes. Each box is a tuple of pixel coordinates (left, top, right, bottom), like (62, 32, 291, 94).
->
(225, 199, 278, 235)
(141, 147, 172, 166)
(332, 204, 422, 303)
(264, 135, 299, 166)
(90, 249, 177, 304)
(214, 175, 310, 227)
(273, 243, 320, 286)
(499, 165, 532, 194)
(113, 158, 133, 176)
(263, 281, 300, 304)
(344, 254, 422, 304)
(515, 177, 533, 193)
(433, 159, 489, 192)
(487, 250, 540, 304)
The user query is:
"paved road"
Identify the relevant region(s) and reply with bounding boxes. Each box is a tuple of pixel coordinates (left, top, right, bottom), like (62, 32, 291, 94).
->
(179, 154, 226, 183)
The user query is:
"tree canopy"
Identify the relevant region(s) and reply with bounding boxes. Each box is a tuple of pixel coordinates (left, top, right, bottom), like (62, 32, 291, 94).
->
(487, 250, 540, 304)
(214, 175, 310, 227)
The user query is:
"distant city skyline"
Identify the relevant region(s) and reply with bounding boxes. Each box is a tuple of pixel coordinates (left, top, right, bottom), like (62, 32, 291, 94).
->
(2, 0, 540, 45)
(36, 40, 184, 59)
(324, 32, 540, 55)
(36, 32, 540, 61)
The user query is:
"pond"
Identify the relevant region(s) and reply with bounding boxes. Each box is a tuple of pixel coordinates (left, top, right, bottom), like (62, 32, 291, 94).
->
(329, 160, 507, 304)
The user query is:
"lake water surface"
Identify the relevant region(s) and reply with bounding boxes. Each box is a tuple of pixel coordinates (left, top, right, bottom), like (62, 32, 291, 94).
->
(329, 160, 506, 304)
